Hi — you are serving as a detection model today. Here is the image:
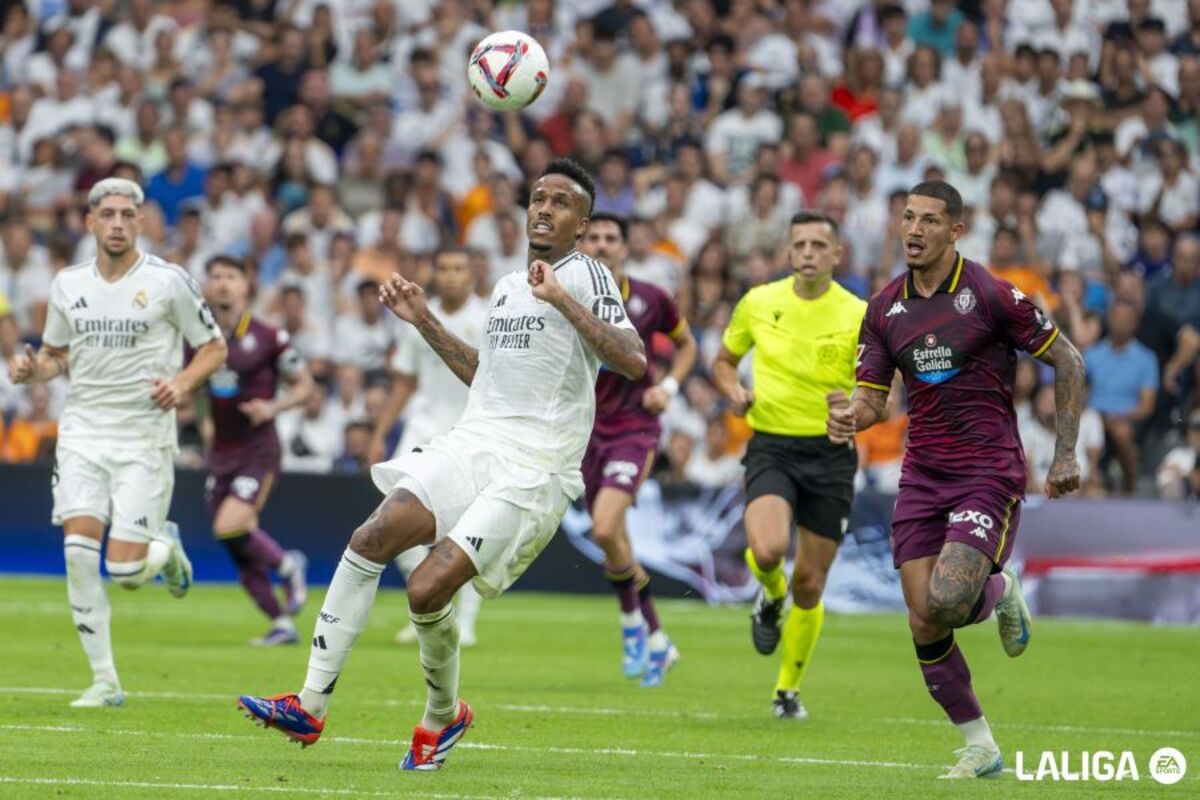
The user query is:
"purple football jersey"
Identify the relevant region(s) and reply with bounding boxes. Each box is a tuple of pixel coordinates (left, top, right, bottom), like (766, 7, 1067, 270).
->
(856, 255, 1059, 490)
(194, 314, 302, 473)
(593, 276, 685, 438)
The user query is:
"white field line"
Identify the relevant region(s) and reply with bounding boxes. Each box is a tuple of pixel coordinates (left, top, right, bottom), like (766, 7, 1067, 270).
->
(880, 717, 1200, 740)
(0, 723, 934, 772)
(0, 776, 593, 800)
(0, 686, 716, 719)
(5, 686, 1193, 739)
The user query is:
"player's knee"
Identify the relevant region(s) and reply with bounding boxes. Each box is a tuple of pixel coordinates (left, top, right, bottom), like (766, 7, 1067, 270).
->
(749, 538, 786, 569)
(406, 574, 451, 616)
(219, 532, 253, 567)
(106, 558, 148, 589)
(926, 585, 971, 628)
(350, 518, 396, 563)
(908, 610, 945, 642)
(792, 568, 826, 609)
(591, 516, 622, 548)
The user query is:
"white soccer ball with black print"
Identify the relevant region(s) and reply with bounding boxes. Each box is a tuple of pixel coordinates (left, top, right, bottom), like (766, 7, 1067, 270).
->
(467, 31, 550, 111)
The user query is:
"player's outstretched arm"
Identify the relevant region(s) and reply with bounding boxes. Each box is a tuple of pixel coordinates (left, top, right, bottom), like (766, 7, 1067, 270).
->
(529, 260, 646, 381)
(380, 275, 479, 386)
(8, 343, 69, 385)
(1035, 333, 1086, 498)
(712, 345, 754, 416)
(826, 385, 888, 444)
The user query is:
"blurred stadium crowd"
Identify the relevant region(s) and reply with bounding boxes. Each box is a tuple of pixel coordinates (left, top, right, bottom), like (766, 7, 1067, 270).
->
(0, 0, 1198, 500)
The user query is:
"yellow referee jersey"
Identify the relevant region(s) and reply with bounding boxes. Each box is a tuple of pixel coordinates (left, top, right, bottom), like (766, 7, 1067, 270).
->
(722, 277, 867, 437)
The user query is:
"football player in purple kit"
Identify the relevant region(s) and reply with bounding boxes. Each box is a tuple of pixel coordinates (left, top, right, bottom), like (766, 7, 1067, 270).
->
(827, 182, 1086, 779)
(579, 212, 697, 687)
(199, 256, 315, 645)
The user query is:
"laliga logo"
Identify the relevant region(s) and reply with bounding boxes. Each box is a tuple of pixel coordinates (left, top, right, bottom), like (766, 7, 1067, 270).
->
(1014, 747, 1187, 784)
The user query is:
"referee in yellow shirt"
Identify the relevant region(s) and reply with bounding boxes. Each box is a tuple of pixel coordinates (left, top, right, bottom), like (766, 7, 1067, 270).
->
(713, 211, 867, 719)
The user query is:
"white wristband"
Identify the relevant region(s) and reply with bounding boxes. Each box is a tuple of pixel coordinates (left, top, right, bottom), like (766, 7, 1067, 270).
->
(659, 376, 680, 397)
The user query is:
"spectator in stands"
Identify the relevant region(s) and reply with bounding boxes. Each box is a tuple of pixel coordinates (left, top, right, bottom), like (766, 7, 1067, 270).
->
(683, 416, 743, 488)
(0, 217, 52, 335)
(1156, 410, 1200, 499)
(706, 74, 782, 185)
(1021, 383, 1106, 497)
(332, 420, 374, 475)
(1086, 299, 1161, 493)
(332, 280, 390, 375)
(2, 383, 56, 463)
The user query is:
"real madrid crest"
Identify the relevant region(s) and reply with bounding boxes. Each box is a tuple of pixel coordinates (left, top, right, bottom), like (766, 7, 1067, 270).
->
(132, 289, 149, 309)
(953, 287, 976, 315)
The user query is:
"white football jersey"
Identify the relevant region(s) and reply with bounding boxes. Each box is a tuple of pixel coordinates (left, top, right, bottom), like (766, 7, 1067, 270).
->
(42, 252, 221, 451)
(453, 250, 636, 475)
(391, 293, 489, 450)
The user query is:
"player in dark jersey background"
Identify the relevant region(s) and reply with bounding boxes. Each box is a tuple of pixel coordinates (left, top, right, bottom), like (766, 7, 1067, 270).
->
(579, 212, 696, 687)
(199, 256, 315, 646)
(827, 182, 1086, 779)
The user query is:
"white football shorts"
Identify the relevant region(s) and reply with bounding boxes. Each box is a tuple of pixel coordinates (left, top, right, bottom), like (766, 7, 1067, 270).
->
(371, 428, 579, 597)
(52, 443, 175, 543)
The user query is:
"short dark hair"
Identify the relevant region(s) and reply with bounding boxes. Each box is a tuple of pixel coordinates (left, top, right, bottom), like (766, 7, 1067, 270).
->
(790, 210, 840, 239)
(588, 211, 628, 241)
(540, 158, 596, 213)
(435, 245, 473, 262)
(205, 254, 246, 274)
(908, 180, 964, 220)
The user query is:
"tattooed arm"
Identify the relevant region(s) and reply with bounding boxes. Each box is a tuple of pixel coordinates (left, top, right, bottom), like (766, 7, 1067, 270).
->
(1035, 333, 1086, 498)
(826, 384, 889, 443)
(414, 313, 479, 386)
(379, 275, 478, 386)
(529, 260, 647, 380)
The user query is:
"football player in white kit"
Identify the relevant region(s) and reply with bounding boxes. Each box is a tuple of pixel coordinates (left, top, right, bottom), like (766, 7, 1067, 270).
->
(367, 247, 489, 647)
(7, 179, 227, 707)
(238, 159, 647, 771)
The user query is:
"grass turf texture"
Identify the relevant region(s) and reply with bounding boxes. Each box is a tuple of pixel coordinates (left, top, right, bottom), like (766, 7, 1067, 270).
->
(0, 576, 1196, 798)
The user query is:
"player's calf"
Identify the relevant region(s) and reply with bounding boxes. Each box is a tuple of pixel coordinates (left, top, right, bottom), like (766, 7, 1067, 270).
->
(927, 543, 995, 629)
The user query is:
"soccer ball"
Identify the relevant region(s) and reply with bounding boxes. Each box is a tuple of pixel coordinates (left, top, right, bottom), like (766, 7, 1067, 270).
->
(467, 31, 550, 111)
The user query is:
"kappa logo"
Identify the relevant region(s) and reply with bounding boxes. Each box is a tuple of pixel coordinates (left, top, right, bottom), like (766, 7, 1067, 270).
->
(241, 332, 257, 352)
(603, 460, 641, 486)
(969, 526, 989, 540)
(886, 301, 907, 317)
(628, 295, 647, 316)
(1012, 286, 1027, 304)
(855, 344, 865, 368)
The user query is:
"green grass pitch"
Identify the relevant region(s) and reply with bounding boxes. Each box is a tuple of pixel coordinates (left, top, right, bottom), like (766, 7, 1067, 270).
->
(0, 576, 1196, 798)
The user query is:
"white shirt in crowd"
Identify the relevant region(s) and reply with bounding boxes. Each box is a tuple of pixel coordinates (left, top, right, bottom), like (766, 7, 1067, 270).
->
(391, 294, 489, 454)
(1020, 408, 1104, 490)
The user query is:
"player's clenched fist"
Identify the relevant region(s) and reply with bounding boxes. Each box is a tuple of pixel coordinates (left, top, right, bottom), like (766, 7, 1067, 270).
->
(527, 259, 564, 304)
(8, 343, 37, 384)
(826, 390, 855, 444)
(1043, 452, 1081, 499)
(380, 274, 429, 325)
(728, 384, 755, 417)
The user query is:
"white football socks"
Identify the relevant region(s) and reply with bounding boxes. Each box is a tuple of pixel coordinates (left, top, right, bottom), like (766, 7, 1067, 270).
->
(412, 604, 460, 730)
(958, 715, 998, 749)
(456, 581, 482, 635)
(299, 549, 385, 718)
(64, 535, 118, 688)
(394, 545, 428, 579)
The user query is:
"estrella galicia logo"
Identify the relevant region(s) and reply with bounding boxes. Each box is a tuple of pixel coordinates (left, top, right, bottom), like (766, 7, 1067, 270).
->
(209, 366, 240, 398)
(592, 296, 627, 324)
(902, 332, 962, 385)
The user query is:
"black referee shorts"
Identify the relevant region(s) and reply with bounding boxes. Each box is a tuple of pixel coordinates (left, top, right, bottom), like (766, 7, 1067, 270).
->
(742, 432, 857, 542)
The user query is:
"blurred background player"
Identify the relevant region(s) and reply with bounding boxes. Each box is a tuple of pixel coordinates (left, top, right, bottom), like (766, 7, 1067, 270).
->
(237, 160, 646, 771)
(713, 211, 866, 719)
(6, 178, 227, 707)
(829, 181, 1086, 779)
(198, 255, 313, 646)
(368, 247, 489, 647)
(580, 212, 696, 687)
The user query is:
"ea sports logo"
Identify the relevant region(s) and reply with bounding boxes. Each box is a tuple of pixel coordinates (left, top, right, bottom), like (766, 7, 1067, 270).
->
(1149, 747, 1187, 785)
